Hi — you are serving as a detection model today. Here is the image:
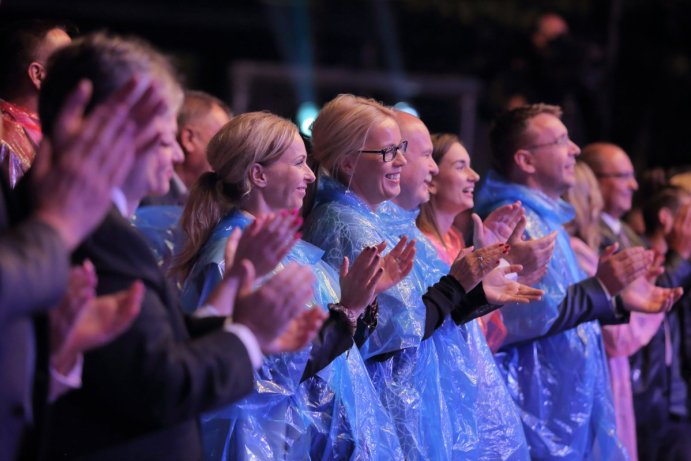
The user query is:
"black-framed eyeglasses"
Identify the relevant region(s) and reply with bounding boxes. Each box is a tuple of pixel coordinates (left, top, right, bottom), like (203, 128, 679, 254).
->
(595, 171, 636, 180)
(358, 140, 408, 162)
(526, 133, 571, 150)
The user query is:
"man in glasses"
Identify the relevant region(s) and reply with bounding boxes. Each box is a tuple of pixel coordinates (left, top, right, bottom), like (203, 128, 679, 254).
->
(474, 103, 683, 460)
(582, 142, 691, 461)
(581, 143, 642, 249)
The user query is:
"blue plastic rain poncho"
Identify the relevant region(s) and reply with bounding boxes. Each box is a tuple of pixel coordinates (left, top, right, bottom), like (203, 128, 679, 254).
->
(474, 171, 627, 461)
(378, 201, 530, 461)
(131, 205, 183, 271)
(181, 209, 402, 461)
(304, 175, 452, 460)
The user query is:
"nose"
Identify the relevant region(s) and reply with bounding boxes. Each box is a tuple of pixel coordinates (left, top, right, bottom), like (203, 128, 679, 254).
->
(304, 163, 316, 183)
(430, 158, 439, 176)
(630, 176, 639, 191)
(469, 167, 480, 182)
(568, 139, 581, 157)
(393, 149, 407, 166)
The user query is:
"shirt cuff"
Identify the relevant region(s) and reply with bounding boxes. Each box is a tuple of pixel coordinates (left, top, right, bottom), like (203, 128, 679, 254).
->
(595, 277, 615, 304)
(193, 304, 221, 318)
(223, 318, 263, 369)
(49, 354, 83, 402)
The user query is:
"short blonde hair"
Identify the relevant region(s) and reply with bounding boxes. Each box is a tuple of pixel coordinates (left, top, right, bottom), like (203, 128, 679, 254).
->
(311, 94, 396, 179)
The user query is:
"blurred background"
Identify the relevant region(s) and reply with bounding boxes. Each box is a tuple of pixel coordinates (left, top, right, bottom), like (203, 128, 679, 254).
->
(2, 0, 690, 174)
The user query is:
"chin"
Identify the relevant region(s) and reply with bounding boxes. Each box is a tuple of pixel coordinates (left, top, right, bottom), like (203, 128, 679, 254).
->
(418, 189, 430, 204)
(281, 195, 303, 210)
(385, 186, 401, 201)
(459, 199, 474, 212)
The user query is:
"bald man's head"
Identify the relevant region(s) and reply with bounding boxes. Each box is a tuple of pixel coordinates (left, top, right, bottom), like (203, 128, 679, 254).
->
(392, 111, 438, 210)
(581, 142, 638, 218)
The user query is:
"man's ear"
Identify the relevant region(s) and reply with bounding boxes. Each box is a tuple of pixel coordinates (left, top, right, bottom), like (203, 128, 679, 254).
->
(513, 149, 536, 175)
(28, 62, 46, 90)
(249, 163, 267, 188)
(179, 126, 196, 154)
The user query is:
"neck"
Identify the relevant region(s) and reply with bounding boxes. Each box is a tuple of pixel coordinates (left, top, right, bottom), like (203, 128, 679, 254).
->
(175, 166, 197, 189)
(122, 193, 140, 219)
(348, 182, 379, 212)
(175, 156, 208, 189)
(524, 176, 561, 200)
(240, 190, 273, 217)
(452, 209, 472, 237)
(603, 208, 623, 220)
(430, 199, 460, 237)
(8, 92, 38, 115)
(392, 194, 419, 212)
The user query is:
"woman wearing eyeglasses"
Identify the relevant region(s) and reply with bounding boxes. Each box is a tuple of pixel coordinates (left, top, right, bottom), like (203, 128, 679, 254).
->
(303, 95, 538, 460)
(172, 112, 404, 460)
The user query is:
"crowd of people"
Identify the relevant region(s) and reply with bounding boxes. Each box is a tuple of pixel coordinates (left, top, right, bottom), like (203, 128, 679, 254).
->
(1, 19, 690, 461)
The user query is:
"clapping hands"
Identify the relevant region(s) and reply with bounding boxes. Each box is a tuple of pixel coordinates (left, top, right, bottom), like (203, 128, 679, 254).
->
(450, 243, 508, 291)
(596, 244, 654, 296)
(373, 236, 416, 295)
(471, 201, 523, 248)
(338, 246, 384, 318)
(481, 264, 544, 305)
(50, 261, 143, 379)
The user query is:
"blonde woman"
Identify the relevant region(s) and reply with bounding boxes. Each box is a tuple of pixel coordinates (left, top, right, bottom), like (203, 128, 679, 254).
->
(173, 112, 404, 460)
(303, 95, 541, 460)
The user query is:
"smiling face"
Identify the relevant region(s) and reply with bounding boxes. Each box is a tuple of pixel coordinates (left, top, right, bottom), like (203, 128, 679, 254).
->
(395, 116, 439, 210)
(429, 142, 480, 214)
(345, 117, 407, 209)
(523, 112, 581, 199)
(260, 132, 316, 211)
(595, 147, 638, 219)
(124, 108, 184, 200)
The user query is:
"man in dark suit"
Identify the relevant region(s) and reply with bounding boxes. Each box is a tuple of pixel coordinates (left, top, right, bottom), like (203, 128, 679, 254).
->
(582, 143, 691, 461)
(0, 61, 158, 460)
(39, 33, 321, 461)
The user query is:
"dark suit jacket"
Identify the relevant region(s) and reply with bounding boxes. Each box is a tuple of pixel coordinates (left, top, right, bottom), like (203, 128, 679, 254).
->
(598, 217, 647, 251)
(47, 208, 254, 461)
(599, 218, 691, 429)
(0, 175, 69, 461)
